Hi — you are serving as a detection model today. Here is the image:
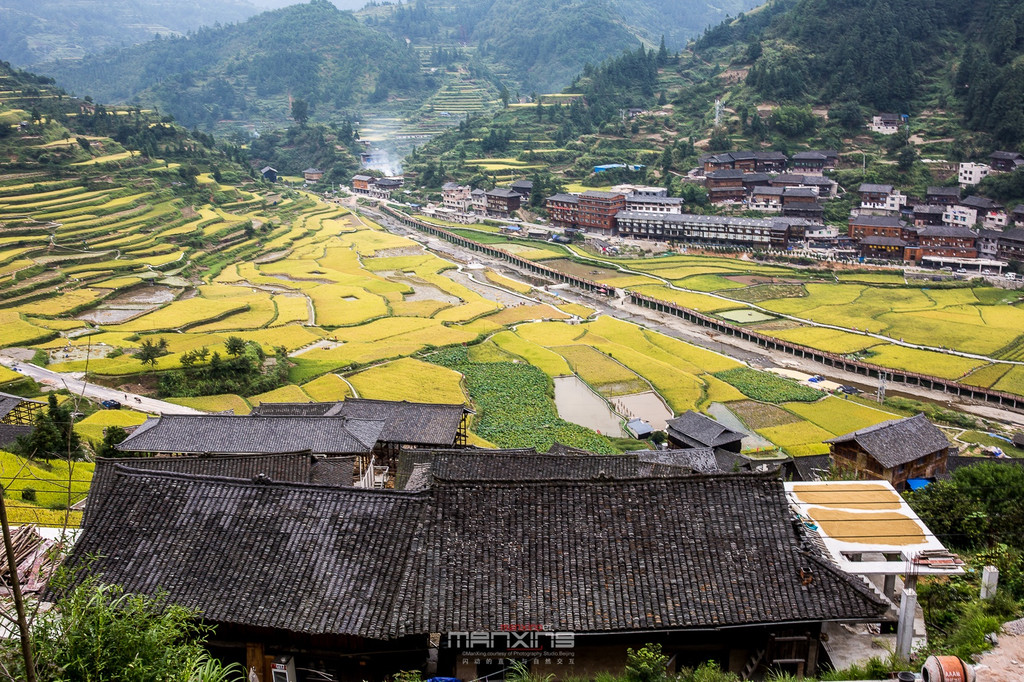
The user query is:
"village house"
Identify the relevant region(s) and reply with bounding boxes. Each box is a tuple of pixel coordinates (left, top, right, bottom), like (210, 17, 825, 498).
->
(857, 183, 907, 214)
(665, 411, 744, 453)
(989, 150, 1024, 173)
(576, 190, 626, 233)
(958, 162, 991, 187)
(859, 236, 911, 261)
(959, 195, 1007, 229)
(509, 179, 533, 200)
(704, 169, 747, 203)
(471, 188, 487, 215)
(0, 392, 43, 450)
(912, 204, 946, 227)
(700, 150, 790, 174)
(303, 168, 324, 183)
(826, 414, 951, 490)
(260, 166, 278, 183)
(485, 188, 522, 218)
(749, 185, 785, 212)
(67, 467, 890, 681)
(614, 211, 779, 246)
(351, 174, 373, 193)
(624, 193, 683, 213)
(441, 182, 473, 212)
(370, 177, 403, 200)
(1012, 205, 1024, 227)
(925, 185, 962, 206)
(848, 214, 912, 241)
(546, 193, 580, 227)
(789, 151, 830, 174)
(870, 113, 903, 135)
(976, 229, 1002, 260)
(781, 187, 824, 221)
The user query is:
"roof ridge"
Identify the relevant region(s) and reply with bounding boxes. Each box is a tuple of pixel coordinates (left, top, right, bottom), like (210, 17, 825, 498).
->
(431, 470, 778, 487)
(110, 464, 428, 498)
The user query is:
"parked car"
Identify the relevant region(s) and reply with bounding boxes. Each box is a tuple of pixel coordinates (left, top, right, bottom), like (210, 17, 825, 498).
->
(956, 267, 968, 274)
(100, 399, 122, 410)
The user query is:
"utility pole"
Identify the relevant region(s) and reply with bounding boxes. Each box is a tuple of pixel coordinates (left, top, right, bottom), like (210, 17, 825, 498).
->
(876, 371, 888, 404)
(0, 493, 37, 682)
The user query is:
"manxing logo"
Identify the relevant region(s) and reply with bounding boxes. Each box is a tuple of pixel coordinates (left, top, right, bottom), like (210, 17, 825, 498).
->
(447, 629, 575, 651)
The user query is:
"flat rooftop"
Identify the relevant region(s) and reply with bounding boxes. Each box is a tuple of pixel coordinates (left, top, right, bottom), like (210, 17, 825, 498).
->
(784, 480, 963, 576)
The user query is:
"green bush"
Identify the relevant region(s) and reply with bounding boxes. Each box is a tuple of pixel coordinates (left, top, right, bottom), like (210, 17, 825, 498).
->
(625, 644, 668, 682)
(21, 487, 36, 502)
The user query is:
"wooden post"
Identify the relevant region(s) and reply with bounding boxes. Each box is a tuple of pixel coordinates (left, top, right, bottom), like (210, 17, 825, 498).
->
(0, 493, 36, 682)
(246, 642, 265, 682)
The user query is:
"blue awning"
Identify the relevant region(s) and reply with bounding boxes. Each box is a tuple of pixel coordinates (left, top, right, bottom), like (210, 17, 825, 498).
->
(906, 478, 931, 491)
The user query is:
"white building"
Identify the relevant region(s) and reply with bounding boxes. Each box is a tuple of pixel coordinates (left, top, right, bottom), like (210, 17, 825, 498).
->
(870, 113, 902, 135)
(942, 205, 978, 229)
(441, 183, 473, 212)
(958, 162, 991, 187)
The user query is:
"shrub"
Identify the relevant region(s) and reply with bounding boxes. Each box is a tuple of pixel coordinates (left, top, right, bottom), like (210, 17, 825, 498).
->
(21, 488, 36, 502)
(625, 643, 669, 682)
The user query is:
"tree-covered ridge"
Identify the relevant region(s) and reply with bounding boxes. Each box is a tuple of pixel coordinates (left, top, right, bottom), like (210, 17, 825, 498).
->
(697, 0, 1024, 147)
(0, 0, 260, 66)
(40, 0, 432, 129)
(362, 0, 763, 94)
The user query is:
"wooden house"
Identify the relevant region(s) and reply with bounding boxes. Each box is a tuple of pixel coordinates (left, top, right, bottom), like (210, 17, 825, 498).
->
(65, 468, 889, 681)
(260, 166, 278, 183)
(826, 414, 951, 490)
(665, 411, 744, 453)
(303, 168, 324, 182)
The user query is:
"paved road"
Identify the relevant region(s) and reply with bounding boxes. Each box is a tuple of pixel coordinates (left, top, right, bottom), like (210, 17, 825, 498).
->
(0, 356, 204, 415)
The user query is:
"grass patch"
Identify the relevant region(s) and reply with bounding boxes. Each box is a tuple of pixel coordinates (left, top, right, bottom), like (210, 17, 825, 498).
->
(347, 357, 466, 404)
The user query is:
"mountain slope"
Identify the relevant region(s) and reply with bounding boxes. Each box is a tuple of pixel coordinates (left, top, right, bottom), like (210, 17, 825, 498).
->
(39, 0, 430, 129)
(0, 0, 261, 66)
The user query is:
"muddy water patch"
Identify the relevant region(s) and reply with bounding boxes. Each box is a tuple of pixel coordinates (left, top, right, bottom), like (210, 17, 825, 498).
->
(553, 375, 625, 437)
(611, 391, 673, 430)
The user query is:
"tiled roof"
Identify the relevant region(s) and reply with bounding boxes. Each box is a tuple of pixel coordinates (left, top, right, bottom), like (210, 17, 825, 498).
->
(666, 411, 745, 448)
(0, 424, 31, 449)
(826, 413, 950, 468)
(919, 225, 977, 238)
(859, 183, 893, 193)
(249, 399, 468, 446)
(68, 469, 426, 638)
(68, 471, 889, 637)
(860, 236, 908, 247)
(546, 193, 579, 204)
(960, 195, 1002, 211)
(116, 415, 384, 455)
(333, 399, 467, 446)
(849, 214, 905, 227)
(425, 451, 695, 483)
(395, 475, 889, 634)
(395, 448, 537, 489)
(927, 186, 962, 197)
(84, 452, 319, 528)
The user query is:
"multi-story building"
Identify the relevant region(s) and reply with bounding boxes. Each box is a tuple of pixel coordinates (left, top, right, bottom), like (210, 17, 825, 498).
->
(576, 190, 626, 233)
(545, 193, 580, 227)
(790, 151, 828, 174)
(485, 188, 522, 218)
(749, 186, 785, 212)
(705, 170, 747, 203)
(471, 189, 487, 215)
(441, 183, 473, 212)
(624, 194, 683, 214)
(614, 211, 784, 247)
(942, 205, 978, 229)
(351, 175, 373, 193)
(958, 162, 991, 187)
(959, 195, 1007, 229)
(912, 204, 946, 227)
(848, 214, 908, 240)
(918, 225, 978, 259)
(858, 183, 907, 213)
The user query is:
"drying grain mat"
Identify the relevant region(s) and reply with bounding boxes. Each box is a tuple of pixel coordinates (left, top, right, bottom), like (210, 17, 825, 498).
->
(792, 482, 901, 510)
(807, 508, 925, 546)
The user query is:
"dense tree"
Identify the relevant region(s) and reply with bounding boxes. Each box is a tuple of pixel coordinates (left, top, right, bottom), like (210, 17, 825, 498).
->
(13, 395, 85, 461)
(291, 98, 310, 126)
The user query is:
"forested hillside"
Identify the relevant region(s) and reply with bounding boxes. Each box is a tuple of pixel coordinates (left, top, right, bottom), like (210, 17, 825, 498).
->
(697, 0, 1024, 147)
(40, 0, 431, 129)
(0, 0, 259, 66)
(362, 0, 764, 93)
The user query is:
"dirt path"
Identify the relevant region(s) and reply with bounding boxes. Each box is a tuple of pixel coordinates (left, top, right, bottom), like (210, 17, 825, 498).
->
(975, 627, 1024, 682)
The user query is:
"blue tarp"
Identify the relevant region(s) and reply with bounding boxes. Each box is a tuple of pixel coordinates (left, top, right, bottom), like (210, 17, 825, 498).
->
(907, 478, 931, 491)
